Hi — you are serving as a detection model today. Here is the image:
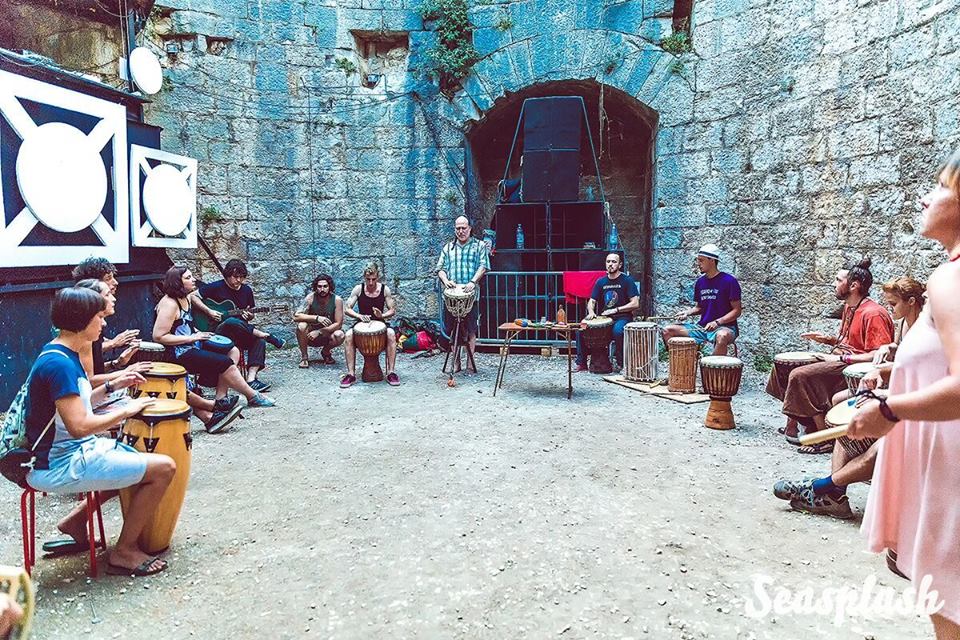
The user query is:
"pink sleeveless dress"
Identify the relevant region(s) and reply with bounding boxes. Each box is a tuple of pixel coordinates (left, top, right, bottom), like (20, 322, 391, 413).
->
(863, 306, 960, 623)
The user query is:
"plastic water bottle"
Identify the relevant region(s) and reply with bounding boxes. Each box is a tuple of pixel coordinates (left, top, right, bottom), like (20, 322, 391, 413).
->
(516, 224, 525, 249)
(608, 222, 620, 250)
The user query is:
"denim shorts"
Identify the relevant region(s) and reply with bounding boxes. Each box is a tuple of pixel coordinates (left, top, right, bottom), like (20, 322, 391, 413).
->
(28, 437, 147, 493)
(683, 322, 738, 345)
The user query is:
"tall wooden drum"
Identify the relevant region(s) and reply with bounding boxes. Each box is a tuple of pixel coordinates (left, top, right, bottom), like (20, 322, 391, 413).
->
(699, 356, 744, 430)
(667, 337, 698, 393)
(772, 351, 819, 391)
(130, 362, 188, 401)
(353, 321, 387, 383)
(119, 399, 193, 554)
(623, 322, 659, 382)
(582, 316, 613, 374)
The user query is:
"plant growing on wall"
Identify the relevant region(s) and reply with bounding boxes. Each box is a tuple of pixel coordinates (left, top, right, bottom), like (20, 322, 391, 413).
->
(420, 0, 480, 97)
(659, 19, 693, 55)
(495, 15, 514, 31)
(335, 57, 358, 75)
(198, 205, 225, 224)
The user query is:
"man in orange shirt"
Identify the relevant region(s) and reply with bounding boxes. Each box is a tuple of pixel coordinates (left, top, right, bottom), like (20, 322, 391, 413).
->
(766, 258, 894, 453)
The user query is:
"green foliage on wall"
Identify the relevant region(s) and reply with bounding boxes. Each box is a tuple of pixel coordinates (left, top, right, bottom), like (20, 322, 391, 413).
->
(420, 0, 480, 96)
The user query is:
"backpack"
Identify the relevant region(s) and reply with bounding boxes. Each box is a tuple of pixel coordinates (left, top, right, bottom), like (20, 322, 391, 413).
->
(0, 350, 66, 487)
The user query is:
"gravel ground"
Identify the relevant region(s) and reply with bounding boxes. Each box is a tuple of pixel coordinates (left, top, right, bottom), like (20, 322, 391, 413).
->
(0, 351, 932, 639)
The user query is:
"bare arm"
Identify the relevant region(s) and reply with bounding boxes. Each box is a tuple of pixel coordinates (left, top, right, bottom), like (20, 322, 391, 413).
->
(154, 298, 209, 346)
(620, 295, 641, 315)
(56, 394, 153, 439)
(292, 293, 317, 323)
(343, 285, 363, 321)
(585, 298, 597, 319)
(380, 286, 397, 321)
(188, 292, 221, 321)
(324, 297, 345, 333)
(704, 299, 743, 330)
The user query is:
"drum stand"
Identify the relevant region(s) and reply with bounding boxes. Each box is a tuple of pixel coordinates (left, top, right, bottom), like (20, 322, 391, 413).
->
(443, 315, 477, 380)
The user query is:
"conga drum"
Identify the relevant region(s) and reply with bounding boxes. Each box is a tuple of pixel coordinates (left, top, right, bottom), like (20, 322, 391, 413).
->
(582, 316, 614, 374)
(0, 565, 34, 639)
(118, 399, 192, 554)
(772, 351, 819, 391)
(623, 322, 659, 382)
(842, 362, 875, 394)
(130, 362, 188, 401)
(667, 337, 698, 393)
(353, 321, 387, 383)
(132, 340, 171, 364)
(699, 356, 744, 430)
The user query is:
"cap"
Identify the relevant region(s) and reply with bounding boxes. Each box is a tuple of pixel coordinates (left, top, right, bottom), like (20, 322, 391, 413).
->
(698, 243, 721, 261)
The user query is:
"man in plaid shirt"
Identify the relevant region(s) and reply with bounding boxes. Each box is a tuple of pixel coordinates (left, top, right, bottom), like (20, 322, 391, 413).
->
(436, 216, 489, 366)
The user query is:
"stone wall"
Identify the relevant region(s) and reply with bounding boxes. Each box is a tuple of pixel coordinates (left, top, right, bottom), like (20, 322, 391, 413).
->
(4, 0, 959, 359)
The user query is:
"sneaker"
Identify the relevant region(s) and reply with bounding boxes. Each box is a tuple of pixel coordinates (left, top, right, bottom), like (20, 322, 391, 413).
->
(773, 478, 812, 501)
(247, 392, 276, 408)
(213, 395, 240, 412)
(340, 374, 357, 388)
(204, 403, 243, 434)
(386, 372, 400, 386)
(574, 362, 588, 373)
(790, 487, 854, 519)
(249, 379, 271, 393)
(265, 334, 285, 349)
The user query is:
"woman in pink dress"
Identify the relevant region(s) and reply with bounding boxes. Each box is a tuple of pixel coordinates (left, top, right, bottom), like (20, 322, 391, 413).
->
(850, 149, 960, 638)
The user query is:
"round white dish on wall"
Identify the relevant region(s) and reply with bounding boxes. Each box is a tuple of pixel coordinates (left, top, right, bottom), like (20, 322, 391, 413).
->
(129, 47, 163, 95)
(142, 163, 192, 235)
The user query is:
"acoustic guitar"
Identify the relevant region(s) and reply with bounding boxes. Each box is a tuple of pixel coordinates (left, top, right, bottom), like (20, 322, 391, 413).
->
(194, 299, 287, 332)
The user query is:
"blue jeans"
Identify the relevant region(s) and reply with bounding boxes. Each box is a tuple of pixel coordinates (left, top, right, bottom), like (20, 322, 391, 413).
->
(575, 317, 630, 366)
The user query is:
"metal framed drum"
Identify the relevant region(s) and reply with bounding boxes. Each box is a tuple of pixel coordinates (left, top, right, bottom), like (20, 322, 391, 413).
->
(699, 355, 744, 430)
(667, 337, 698, 393)
(130, 362, 188, 401)
(118, 399, 193, 554)
(582, 316, 613, 374)
(353, 320, 387, 382)
(623, 322, 658, 382)
(842, 362, 876, 394)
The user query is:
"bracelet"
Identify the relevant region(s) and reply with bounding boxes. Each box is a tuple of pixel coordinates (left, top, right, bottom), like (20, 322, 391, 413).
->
(105, 380, 114, 394)
(878, 398, 901, 423)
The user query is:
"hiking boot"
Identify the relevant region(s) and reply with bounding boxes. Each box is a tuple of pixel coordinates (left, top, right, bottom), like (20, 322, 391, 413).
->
(265, 334, 285, 349)
(340, 374, 357, 388)
(790, 487, 854, 519)
(213, 395, 240, 412)
(773, 478, 812, 501)
(205, 403, 243, 434)
(249, 379, 271, 393)
(247, 393, 276, 408)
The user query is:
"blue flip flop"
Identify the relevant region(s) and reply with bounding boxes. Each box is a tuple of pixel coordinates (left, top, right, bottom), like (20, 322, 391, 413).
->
(42, 539, 88, 558)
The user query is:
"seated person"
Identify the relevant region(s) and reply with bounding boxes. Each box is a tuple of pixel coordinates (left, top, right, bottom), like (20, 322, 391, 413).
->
(341, 262, 400, 388)
(575, 252, 640, 372)
(24, 286, 174, 576)
(662, 244, 742, 356)
(293, 274, 345, 368)
(765, 258, 894, 453)
(194, 259, 284, 393)
(154, 267, 275, 415)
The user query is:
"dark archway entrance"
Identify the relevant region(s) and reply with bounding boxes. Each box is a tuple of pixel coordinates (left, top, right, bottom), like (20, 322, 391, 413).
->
(464, 80, 657, 341)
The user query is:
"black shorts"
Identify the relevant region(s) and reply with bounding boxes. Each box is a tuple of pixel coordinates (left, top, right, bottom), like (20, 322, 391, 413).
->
(443, 305, 478, 336)
(177, 346, 233, 388)
(307, 332, 332, 347)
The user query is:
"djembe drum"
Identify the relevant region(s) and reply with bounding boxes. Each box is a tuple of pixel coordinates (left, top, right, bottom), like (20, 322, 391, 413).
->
(0, 565, 34, 639)
(582, 316, 614, 374)
(842, 362, 876, 394)
(131, 340, 172, 364)
(442, 286, 478, 377)
(667, 337, 698, 393)
(119, 399, 193, 554)
(699, 356, 744, 430)
(772, 351, 819, 390)
(204, 334, 234, 355)
(130, 362, 188, 401)
(801, 390, 889, 453)
(353, 321, 387, 383)
(623, 321, 659, 382)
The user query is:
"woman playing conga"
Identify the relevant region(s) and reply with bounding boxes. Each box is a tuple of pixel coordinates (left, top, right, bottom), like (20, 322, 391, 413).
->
(25, 287, 174, 576)
(849, 149, 960, 638)
(153, 267, 275, 410)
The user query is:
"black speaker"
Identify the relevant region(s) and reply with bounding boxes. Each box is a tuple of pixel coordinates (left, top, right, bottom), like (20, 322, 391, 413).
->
(521, 150, 580, 202)
(523, 97, 582, 151)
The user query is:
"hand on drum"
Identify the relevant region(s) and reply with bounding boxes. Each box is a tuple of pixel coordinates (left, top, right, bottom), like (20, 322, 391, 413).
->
(117, 341, 140, 366)
(193, 331, 215, 341)
(463, 282, 476, 294)
(600, 308, 617, 317)
(359, 315, 372, 323)
(111, 371, 148, 392)
(801, 331, 835, 345)
(816, 353, 842, 362)
(124, 361, 154, 376)
(123, 397, 156, 419)
(861, 368, 883, 391)
(111, 329, 140, 348)
(847, 399, 897, 440)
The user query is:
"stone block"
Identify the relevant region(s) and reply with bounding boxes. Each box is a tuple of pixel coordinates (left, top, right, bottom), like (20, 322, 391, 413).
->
(711, 148, 746, 174)
(643, 0, 675, 18)
(659, 151, 710, 179)
(382, 10, 422, 31)
(827, 119, 880, 160)
(847, 153, 901, 189)
(169, 9, 236, 37)
(653, 204, 706, 227)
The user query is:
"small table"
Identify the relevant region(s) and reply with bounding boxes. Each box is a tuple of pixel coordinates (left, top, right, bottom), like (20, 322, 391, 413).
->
(494, 322, 583, 399)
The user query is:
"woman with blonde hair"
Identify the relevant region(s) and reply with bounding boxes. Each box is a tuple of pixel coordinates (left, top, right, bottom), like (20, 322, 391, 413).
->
(850, 149, 960, 637)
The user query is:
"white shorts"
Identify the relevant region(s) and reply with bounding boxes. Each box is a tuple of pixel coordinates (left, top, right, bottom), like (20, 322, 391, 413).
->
(27, 437, 147, 493)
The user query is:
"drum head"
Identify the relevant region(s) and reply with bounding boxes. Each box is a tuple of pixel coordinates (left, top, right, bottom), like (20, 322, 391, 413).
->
(146, 362, 187, 377)
(668, 337, 697, 346)
(775, 351, 819, 363)
(443, 286, 471, 299)
(584, 317, 613, 328)
(700, 355, 743, 368)
(138, 399, 192, 420)
(625, 321, 656, 329)
(825, 399, 858, 428)
(843, 362, 876, 377)
(355, 320, 386, 334)
(208, 335, 232, 347)
(138, 340, 165, 352)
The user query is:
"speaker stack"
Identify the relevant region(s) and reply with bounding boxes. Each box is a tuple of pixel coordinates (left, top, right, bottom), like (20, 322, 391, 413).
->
(521, 97, 581, 202)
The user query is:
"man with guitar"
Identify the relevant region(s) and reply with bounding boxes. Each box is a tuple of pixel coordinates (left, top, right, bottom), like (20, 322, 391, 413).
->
(194, 259, 284, 393)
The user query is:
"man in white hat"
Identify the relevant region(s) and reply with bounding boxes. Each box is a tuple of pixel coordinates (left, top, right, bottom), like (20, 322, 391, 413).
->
(662, 244, 742, 356)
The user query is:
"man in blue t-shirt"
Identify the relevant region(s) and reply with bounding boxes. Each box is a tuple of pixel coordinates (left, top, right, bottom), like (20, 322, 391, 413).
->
(662, 244, 742, 356)
(575, 253, 640, 372)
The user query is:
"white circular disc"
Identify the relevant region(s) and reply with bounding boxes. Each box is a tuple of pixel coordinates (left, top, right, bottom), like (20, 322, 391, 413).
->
(129, 47, 163, 95)
(143, 163, 193, 235)
(16, 122, 107, 233)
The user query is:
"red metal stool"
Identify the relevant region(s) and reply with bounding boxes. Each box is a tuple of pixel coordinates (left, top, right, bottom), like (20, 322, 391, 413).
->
(20, 488, 107, 577)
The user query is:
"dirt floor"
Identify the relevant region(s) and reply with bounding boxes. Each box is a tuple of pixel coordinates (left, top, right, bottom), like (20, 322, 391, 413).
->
(0, 350, 934, 639)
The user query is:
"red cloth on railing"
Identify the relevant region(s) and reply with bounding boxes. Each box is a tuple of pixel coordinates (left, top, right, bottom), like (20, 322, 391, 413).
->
(563, 271, 606, 303)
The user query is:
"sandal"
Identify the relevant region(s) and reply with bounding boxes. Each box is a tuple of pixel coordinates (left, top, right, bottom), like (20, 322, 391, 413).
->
(785, 433, 801, 446)
(298, 359, 309, 369)
(797, 442, 833, 455)
(105, 556, 168, 577)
